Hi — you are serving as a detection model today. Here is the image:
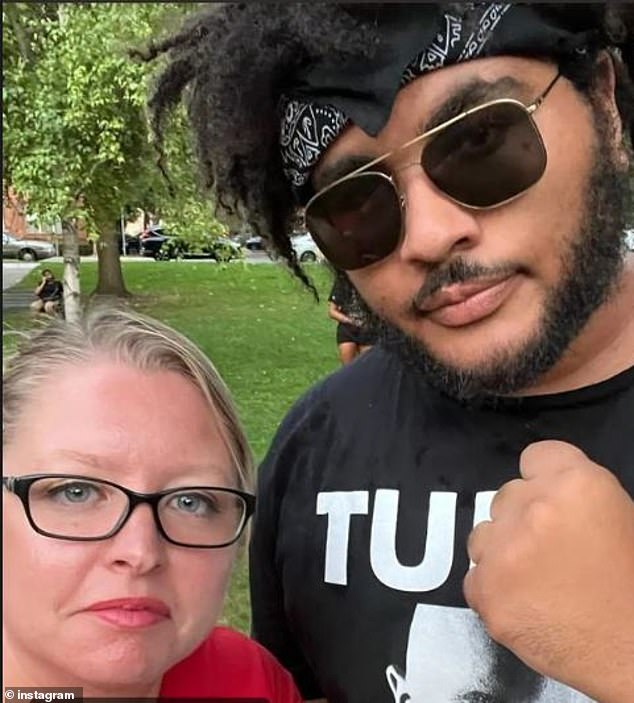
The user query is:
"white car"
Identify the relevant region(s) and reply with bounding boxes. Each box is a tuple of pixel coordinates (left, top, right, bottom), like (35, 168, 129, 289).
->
(292, 233, 324, 263)
(625, 229, 634, 251)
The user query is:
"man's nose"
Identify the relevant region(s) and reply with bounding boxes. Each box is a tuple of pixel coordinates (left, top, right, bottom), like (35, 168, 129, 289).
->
(397, 170, 483, 265)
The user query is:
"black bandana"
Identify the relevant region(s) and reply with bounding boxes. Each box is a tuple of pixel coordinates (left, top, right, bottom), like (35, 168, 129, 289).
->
(279, 2, 604, 201)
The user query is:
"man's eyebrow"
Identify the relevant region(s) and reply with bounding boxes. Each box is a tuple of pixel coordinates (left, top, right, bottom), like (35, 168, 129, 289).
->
(313, 76, 530, 191)
(314, 155, 378, 192)
(423, 75, 528, 132)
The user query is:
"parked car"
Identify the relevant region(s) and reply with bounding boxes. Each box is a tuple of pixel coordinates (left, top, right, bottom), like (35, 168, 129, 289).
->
(245, 235, 265, 251)
(2, 232, 56, 261)
(139, 225, 166, 240)
(118, 234, 141, 256)
(292, 232, 324, 263)
(143, 229, 243, 262)
(207, 236, 243, 261)
(139, 227, 171, 258)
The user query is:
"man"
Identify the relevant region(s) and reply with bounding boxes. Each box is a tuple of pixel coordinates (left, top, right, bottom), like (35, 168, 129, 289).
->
(328, 270, 377, 365)
(31, 269, 63, 316)
(141, 4, 634, 702)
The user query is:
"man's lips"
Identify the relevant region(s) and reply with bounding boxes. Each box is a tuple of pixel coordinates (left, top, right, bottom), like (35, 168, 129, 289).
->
(415, 274, 520, 327)
(83, 598, 171, 627)
(416, 274, 515, 312)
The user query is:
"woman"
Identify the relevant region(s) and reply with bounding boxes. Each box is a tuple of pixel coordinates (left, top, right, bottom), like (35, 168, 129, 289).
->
(2, 308, 301, 701)
(328, 270, 377, 365)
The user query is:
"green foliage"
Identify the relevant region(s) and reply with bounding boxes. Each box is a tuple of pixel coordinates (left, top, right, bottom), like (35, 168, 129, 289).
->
(155, 107, 231, 244)
(3, 2, 226, 249)
(156, 233, 244, 262)
(6, 4, 146, 225)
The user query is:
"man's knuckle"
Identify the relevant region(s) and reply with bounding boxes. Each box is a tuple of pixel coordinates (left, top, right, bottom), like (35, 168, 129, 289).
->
(525, 498, 557, 532)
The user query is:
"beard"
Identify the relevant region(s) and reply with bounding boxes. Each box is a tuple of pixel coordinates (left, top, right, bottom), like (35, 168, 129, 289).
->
(349, 129, 630, 402)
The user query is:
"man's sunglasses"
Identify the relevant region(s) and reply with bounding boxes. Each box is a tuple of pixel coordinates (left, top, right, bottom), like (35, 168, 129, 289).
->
(304, 73, 561, 271)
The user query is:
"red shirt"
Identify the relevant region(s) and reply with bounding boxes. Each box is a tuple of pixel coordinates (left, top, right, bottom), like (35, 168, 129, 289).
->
(160, 627, 303, 702)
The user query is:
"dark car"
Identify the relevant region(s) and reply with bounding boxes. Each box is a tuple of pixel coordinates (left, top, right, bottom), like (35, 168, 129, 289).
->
(141, 228, 243, 261)
(245, 235, 265, 251)
(118, 234, 141, 256)
(202, 236, 243, 261)
(139, 227, 171, 258)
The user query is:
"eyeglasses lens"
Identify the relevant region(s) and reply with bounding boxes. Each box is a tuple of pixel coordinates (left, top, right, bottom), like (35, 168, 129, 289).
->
(28, 477, 127, 539)
(305, 102, 546, 270)
(158, 488, 247, 547)
(423, 102, 546, 207)
(306, 172, 401, 271)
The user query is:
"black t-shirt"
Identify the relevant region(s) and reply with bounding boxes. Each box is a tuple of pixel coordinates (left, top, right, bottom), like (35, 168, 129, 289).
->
(250, 347, 634, 703)
(329, 278, 366, 327)
(39, 280, 63, 301)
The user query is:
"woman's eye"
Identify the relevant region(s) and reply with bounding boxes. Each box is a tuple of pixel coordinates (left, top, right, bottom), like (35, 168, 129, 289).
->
(48, 482, 98, 503)
(171, 493, 218, 516)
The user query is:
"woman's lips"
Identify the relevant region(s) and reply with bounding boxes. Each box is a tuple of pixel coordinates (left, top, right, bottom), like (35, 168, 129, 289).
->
(84, 597, 171, 628)
(416, 274, 520, 327)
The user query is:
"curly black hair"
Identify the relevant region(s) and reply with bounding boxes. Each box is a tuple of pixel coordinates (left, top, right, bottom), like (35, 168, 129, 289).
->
(132, 3, 634, 293)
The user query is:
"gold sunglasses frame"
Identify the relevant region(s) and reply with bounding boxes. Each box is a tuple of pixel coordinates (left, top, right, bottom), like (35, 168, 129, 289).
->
(305, 72, 562, 218)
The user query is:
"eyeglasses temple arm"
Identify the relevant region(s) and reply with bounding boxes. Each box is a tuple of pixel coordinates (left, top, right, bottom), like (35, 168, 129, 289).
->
(527, 71, 561, 114)
(2, 476, 16, 492)
(333, 106, 482, 183)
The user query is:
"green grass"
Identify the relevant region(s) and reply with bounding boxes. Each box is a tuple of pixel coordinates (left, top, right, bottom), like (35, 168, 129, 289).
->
(3, 260, 338, 632)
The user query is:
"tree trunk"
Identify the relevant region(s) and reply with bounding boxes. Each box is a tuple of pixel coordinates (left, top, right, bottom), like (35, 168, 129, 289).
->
(93, 221, 130, 297)
(62, 219, 82, 323)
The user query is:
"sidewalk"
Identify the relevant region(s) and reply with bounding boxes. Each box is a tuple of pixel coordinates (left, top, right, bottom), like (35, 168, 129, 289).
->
(2, 262, 38, 311)
(2, 262, 38, 291)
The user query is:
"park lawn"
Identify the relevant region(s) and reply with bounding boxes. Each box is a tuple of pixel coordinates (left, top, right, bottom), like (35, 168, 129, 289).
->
(3, 260, 338, 632)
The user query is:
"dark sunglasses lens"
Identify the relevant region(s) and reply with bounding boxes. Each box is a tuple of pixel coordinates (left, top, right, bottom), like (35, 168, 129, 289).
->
(305, 173, 402, 270)
(423, 102, 546, 207)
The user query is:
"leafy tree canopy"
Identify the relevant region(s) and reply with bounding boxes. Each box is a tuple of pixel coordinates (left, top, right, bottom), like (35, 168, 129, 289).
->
(3, 3, 228, 266)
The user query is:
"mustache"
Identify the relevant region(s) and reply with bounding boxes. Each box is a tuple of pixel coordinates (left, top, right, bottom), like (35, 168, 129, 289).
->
(413, 259, 521, 308)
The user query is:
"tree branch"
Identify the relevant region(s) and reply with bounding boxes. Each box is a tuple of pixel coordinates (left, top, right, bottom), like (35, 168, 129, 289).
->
(4, 3, 34, 64)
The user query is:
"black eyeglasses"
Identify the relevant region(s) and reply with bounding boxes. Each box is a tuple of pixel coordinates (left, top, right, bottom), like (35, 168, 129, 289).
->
(305, 73, 561, 271)
(3, 474, 256, 549)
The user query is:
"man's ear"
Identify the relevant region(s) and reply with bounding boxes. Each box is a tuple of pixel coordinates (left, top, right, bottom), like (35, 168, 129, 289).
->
(592, 51, 629, 171)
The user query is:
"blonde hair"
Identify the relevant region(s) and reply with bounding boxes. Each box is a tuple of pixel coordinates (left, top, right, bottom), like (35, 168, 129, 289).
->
(3, 308, 253, 491)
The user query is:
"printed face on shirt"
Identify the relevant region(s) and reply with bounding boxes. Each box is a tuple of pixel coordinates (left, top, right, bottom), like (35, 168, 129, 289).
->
(313, 55, 628, 399)
(2, 361, 238, 695)
(385, 604, 593, 703)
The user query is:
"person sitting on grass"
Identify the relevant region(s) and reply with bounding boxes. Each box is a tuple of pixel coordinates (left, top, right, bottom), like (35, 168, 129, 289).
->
(30, 269, 63, 316)
(2, 307, 302, 702)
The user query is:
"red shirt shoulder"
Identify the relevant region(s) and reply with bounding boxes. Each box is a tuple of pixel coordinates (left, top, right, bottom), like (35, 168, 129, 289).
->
(160, 627, 302, 702)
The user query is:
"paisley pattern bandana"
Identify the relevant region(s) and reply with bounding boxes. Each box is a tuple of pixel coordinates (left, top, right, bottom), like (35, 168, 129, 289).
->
(278, 2, 602, 201)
